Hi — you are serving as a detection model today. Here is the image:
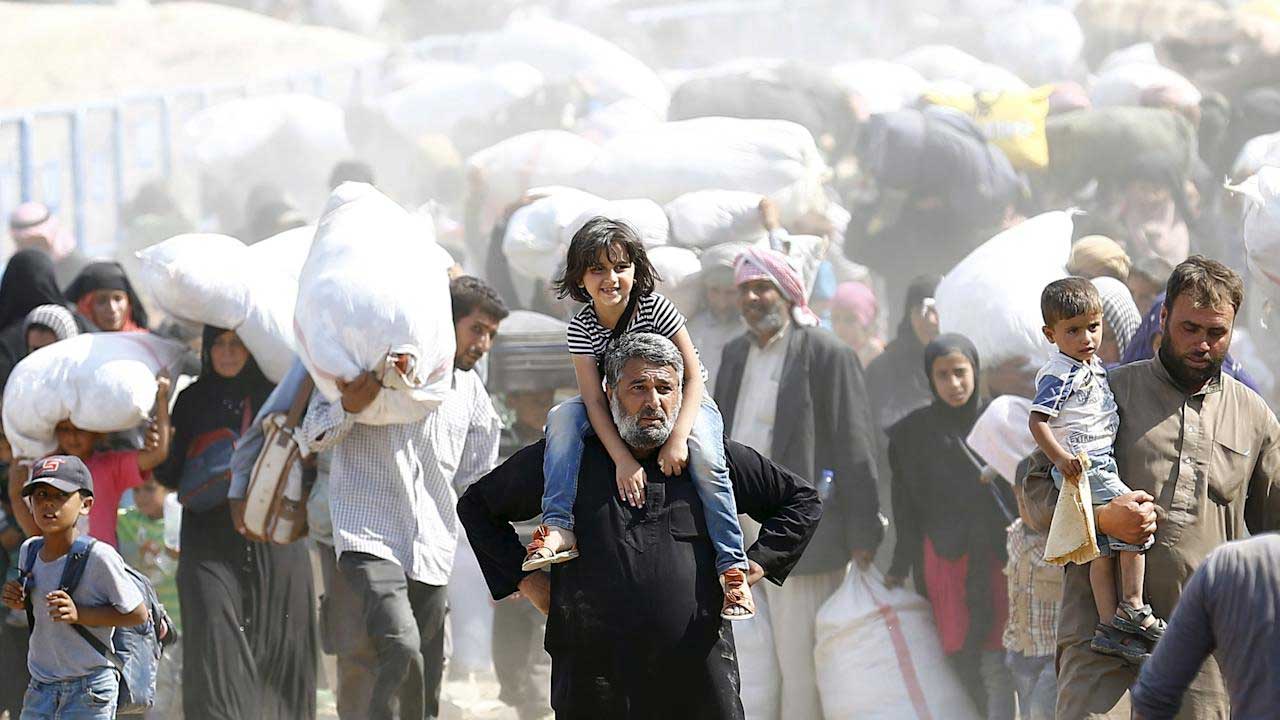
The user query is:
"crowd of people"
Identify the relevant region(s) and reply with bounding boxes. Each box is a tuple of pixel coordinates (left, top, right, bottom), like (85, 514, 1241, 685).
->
(1, 3, 1280, 720)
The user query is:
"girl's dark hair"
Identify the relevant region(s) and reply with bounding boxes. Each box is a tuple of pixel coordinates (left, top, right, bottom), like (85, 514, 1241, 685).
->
(553, 217, 661, 304)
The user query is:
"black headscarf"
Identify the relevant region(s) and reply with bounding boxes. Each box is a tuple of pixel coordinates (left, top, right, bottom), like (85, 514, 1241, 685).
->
(64, 261, 149, 330)
(153, 326, 274, 492)
(923, 333, 986, 433)
(0, 249, 64, 331)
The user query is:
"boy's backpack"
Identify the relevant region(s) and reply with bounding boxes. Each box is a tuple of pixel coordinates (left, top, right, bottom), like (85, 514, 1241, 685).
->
(20, 536, 174, 716)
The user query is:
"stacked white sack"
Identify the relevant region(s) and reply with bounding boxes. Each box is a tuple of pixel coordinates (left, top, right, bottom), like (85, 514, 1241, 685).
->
(135, 226, 315, 383)
(294, 182, 455, 426)
(1228, 167, 1280, 300)
(3, 333, 186, 460)
(575, 118, 830, 222)
(936, 211, 1073, 367)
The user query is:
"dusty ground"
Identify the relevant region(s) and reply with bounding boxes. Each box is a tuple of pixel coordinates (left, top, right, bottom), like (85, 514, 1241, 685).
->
(0, 1, 382, 110)
(317, 670, 550, 720)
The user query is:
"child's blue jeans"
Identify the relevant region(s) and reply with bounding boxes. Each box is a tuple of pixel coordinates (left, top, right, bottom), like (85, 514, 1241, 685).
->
(21, 667, 118, 720)
(541, 395, 748, 575)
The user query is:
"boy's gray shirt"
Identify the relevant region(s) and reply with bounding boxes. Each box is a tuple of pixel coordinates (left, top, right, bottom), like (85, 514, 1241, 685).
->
(19, 538, 143, 683)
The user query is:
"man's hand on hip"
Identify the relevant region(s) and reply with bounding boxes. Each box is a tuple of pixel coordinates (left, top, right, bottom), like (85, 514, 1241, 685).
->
(518, 572, 551, 616)
(746, 560, 766, 586)
(1096, 491, 1157, 546)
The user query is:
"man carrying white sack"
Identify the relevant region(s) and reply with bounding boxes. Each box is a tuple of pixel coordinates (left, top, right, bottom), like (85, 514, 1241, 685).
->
(300, 276, 508, 720)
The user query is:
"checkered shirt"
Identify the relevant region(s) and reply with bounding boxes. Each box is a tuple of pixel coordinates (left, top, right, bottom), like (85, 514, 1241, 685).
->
(1003, 519, 1063, 658)
(302, 369, 502, 585)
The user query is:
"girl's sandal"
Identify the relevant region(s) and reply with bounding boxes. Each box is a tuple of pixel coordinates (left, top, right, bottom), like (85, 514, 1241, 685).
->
(520, 525, 580, 572)
(720, 568, 756, 621)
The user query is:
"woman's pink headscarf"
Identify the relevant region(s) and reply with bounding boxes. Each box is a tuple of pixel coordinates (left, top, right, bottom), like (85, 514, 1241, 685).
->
(832, 281, 878, 328)
(9, 202, 76, 261)
(734, 246, 819, 327)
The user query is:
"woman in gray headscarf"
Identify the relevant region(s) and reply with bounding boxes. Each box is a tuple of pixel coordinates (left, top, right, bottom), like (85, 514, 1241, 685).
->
(1090, 277, 1141, 366)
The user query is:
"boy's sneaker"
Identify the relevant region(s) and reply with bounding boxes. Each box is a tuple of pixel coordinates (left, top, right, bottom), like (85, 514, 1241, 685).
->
(1112, 603, 1167, 645)
(1089, 623, 1151, 666)
(521, 525, 579, 572)
(720, 568, 756, 621)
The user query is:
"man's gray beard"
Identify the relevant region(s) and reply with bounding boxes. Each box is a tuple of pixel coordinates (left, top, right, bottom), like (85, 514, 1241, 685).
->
(611, 392, 681, 451)
(748, 304, 788, 338)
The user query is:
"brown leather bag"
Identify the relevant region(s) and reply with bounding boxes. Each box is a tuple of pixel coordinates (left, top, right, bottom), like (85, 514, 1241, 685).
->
(239, 375, 315, 544)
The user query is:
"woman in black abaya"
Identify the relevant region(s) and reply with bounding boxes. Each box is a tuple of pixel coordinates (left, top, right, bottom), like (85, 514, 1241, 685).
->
(155, 326, 316, 720)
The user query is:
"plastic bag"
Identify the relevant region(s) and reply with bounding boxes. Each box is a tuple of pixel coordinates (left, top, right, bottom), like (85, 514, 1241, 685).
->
(294, 183, 455, 425)
(3, 333, 187, 460)
(936, 212, 1073, 367)
(922, 86, 1053, 170)
(815, 567, 979, 720)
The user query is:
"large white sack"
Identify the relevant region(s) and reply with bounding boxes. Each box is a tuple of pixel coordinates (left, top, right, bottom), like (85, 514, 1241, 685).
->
(829, 60, 927, 115)
(378, 62, 543, 141)
(1228, 167, 1280, 298)
(564, 199, 670, 249)
(1098, 43, 1159, 74)
(665, 190, 769, 249)
(466, 130, 600, 220)
(648, 246, 701, 316)
(503, 188, 606, 284)
(1232, 132, 1280, 180)
(295, 182, 455, 425)
(574, 98, 664, 143)
(964, 63, 1031, 93)
(735, 585, 780, 720)
(182, 94, 351, 220)
(985, 5, 1084, 85)
(136, 227, 314, 383)
(575, 118, 830, 222)
(936, 212, 1073, 367)
(2, 334, 187, 460)
(966, 395, 1036, 485)
(447, 533, 494, 675)
(308, 0, 385, 35)
(471, 17, 669, 116)
(816, 567, 979, 720)
(896, 45, 985, 83)
(135, 234, 252, 330)
(1090, 63, 1201, 109)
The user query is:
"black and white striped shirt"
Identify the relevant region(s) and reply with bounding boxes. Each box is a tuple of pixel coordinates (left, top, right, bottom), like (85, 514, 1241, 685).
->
(566, 292, 686, 361)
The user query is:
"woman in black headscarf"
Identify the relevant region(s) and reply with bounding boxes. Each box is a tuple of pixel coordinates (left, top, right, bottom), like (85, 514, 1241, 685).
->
(64, 261, 149, 332)
(155, 326, 316, 720)
(885, 334, 1015, 718)
(0, 249, 92, 388)
(865, 275, 941, 434)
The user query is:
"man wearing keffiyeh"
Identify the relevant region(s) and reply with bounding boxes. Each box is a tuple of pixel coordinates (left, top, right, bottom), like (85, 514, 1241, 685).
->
(717, 245, 884, 720)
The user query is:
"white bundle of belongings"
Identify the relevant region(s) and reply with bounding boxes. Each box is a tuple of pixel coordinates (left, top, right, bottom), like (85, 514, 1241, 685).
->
(563, 198, 670, 249)
(1228, 167, 1280, 299)
(829, 60, 927, 115)
(815, 566, 980, 720)
(2, 333, 186, 460)
(937, 211, 1073, 367)
(135, 226, 314, 383)
(465, 130, 601, 225)
(733, 586, 781, 720)
(294, 182, 456, 426)
(182, 94, 351, 220)
(502, 187, 606, 285)
(574, 118, 831, 223)
(470, 16, 670, 117)
(966, 395, 1037, 485)
(664, 190, 770, 249)
(377, 61, 544, 141)
(984, 5, 1084, 86)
